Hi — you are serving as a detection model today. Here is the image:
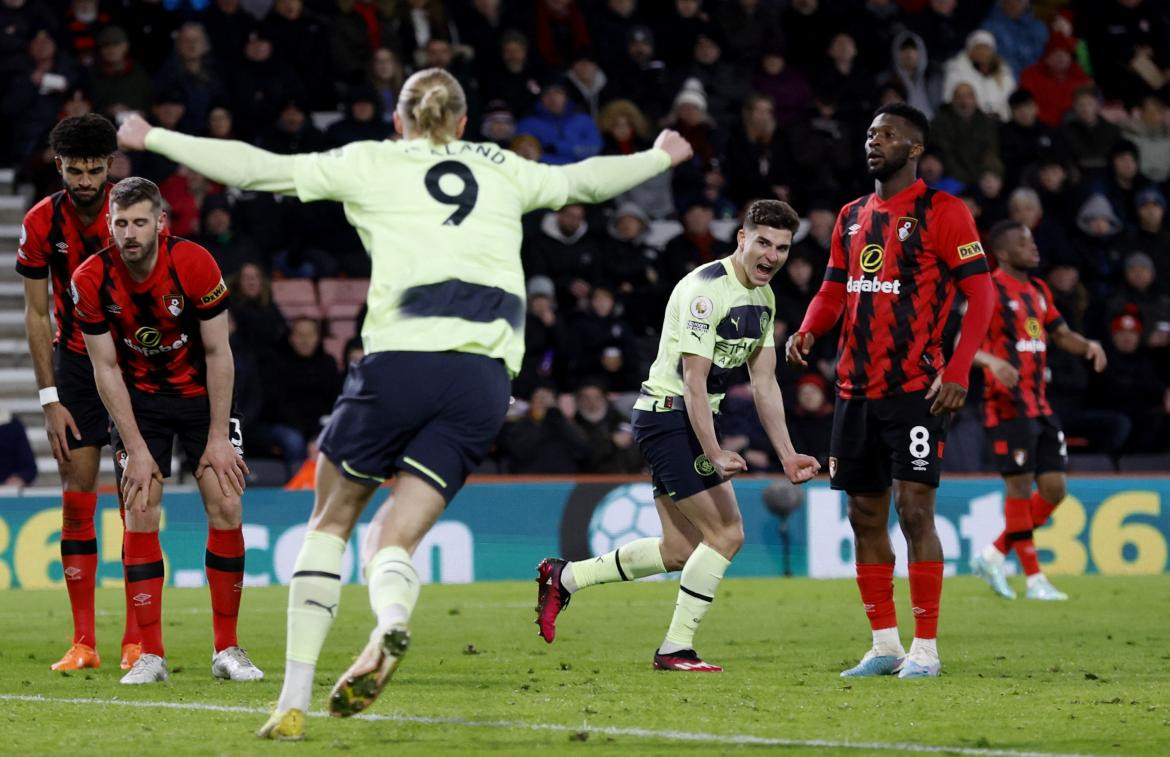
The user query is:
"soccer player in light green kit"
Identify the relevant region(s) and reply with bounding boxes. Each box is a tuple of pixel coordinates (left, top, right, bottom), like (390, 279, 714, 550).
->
(117, 68, 694, 739)
(535, 200, 821, 671)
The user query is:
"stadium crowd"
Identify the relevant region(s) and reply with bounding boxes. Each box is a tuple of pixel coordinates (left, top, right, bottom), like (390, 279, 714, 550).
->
(4, 0, 1169, 480)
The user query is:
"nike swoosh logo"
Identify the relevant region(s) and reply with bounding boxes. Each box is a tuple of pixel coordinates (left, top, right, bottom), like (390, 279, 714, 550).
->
(304, 599, 338, 617)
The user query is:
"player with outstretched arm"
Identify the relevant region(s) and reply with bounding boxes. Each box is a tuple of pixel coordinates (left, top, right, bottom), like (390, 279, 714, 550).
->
(72, 177, 260, 685)
(535, 199, 820, 672)
(786, 103, 994, 679)
(969, 220, 1106, 601)
(117, 68, 692, 739)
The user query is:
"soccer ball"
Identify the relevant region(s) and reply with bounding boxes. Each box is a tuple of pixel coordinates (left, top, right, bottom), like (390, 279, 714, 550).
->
(587, 483, 661, 556)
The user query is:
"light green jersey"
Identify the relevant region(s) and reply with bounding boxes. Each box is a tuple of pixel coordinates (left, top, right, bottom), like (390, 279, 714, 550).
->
(635, 257, 775, 413)
(145, 130, 670, 375)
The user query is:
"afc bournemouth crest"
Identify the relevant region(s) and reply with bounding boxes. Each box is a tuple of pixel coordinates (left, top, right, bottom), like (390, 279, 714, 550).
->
(163, 293, 184, 317)
(829, 456, 838, 479)
(896, 217, 918, 242)
(1013, 448, 1029, 467)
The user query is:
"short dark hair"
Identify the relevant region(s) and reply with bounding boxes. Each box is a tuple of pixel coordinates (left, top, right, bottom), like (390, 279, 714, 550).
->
(743, 199, 800, 234)
(873, 102, 930, 145)
(987, 219, 1025, 255)
(110, 177, 163, 212)
(1008, 88, 1035, 108)
(48, 114, 117, 159)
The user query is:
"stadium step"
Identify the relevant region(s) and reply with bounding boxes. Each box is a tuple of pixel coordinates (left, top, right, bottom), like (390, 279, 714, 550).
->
(0, 194, 24, 225)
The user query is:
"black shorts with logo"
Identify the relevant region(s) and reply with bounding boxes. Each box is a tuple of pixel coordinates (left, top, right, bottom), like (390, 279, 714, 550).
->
(829, 389, 949, 492)
(318, 351, 510, 503)
(631, 403, 722, 502)
(987, 414, 1067, 476)
(111, 390, 243, 480)
(54, 346, 110, 449)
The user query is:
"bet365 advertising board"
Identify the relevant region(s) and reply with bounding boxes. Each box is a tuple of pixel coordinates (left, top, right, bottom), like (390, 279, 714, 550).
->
(0, 477, 1166, 589)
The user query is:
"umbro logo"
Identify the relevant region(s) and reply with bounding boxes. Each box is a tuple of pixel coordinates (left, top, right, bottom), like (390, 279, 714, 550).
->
(105, 304, 122, 314)
(304, 599, 338, 617)
(847, 224, 862, 235)
(55, 242, 68, 253)
(64, 566, 82, 580)
(912, 606, 926, 616)
(133, 592, 152, 607)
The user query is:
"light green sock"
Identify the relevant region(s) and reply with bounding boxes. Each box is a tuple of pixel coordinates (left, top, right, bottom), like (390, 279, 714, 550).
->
(662, 543, 730, 652)
(279, 530, 345, 712)
(565, 537, 666, 592)
(367, 546, 420, 629)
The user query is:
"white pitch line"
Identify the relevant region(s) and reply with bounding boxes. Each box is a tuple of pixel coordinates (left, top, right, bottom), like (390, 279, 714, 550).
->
(0, 694, 1097, 757)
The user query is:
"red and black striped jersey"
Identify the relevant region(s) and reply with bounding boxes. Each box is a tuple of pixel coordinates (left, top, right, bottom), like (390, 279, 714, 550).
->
(15, 187, 112, 355)
(981, 269, 1064, 425)
(71, 236, 230, 398)
(824, 180, 990, 400)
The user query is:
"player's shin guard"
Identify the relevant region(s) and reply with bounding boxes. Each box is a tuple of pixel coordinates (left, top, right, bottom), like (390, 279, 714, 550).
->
(367, 546, 420, 629)
(279, 530, 345, 713)
(206, 526, 245, 652)
(1004, 497, 1041, 576)
(123, 530, 166, 657)
(1030, 491, 1058, 529)
(566, 537, 666, 592)
(662, 543, 729, 653)
(855, 563, 899, 645)
(908, 561, 943, 640)
(61, 491, 98, 647)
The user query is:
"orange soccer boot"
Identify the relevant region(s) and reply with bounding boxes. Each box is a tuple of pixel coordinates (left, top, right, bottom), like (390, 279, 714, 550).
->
(50, 643, 101, 671)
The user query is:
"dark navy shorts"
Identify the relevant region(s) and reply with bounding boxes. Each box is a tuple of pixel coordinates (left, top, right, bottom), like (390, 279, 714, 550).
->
(988, 414, 1067, 476)
(54, 346, 110, 450)
(631, 406, 722, 502)
(318, 351, 510, 503)
(829, 389, 949, 492)
(111, 391, 243, 480)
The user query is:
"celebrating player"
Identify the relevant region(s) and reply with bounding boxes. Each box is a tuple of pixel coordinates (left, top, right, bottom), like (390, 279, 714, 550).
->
(786, 103, 994, 679)
(969, 221, 1106, 601)
(72, 177, 261, 685)
(535, 200, 820, 672)
(17, 114, 142, 671)
(116, 68, 691, 738)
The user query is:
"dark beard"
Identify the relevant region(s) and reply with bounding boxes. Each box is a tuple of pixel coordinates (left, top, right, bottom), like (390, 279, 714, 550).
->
(67, 182, 106, 210)
(867, 155, 907, 182)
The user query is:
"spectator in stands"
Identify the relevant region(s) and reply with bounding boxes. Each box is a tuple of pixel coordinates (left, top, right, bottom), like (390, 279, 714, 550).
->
(1, 29, 82, 162)
(878, 31, 941, 120)
(154, 22, 226, 135)
(206, 104, 235, 139)
(531, 0, 591, 70)
(999, 89, 1057, 188)
(573, 377, 642, 473)
(1060, 85, 1121, 185)
(523, 203, 602, 313)
(918, 147, 964, 196)
(1097, 139, 1151, 227)
(589, 0, 644, 73)
(571, 284, 642, 391)
(563, 49, 610, 121)
(1072, 193, 1126, 308)
(1109, 253, 1170, 350)
(718, 382, 778, 471)
(653, 0, 711, 67)
(779, 0, 837, 73)
(368, 47, 404, 122)
(817, 31, 875, 124)
(227, 310, 273, 464)
(663, 79, 719, 196)
(0, 410, 36, 489)
(662, 198, 733, 283)
(262, 316, 343, 469)
(1123, 93, 1170, 184)
(325, 85, 394, 146)
(196, 194, 262, 279)
(510, 133, 541, 161)
(90, 26, 152, 116)
(1120, 186, 1170, 276)
(421, 36, 482, 129)
(752, 41, 813, 129)
(722, 93, 791, 211)
(1029, 148, 1078, 226)
(229, 261, 287, 355)
(516, 78, 601, 165)
(786, 372, 833, 468)
(909, 0, 966, 69)
(1093, 309, 1170, 453)
(456, 0, 509, 69)
(1008, 186, 1070, 273)
(200, 0, 254, 66)
(607, 24, 670, 122)
(1018, 32, 1090, 128)
(600, 202, 662, 334)
(257, 96, 326, 154)
(597, 98, 673, 219)
(772, 249, 820, 351)
(675, 32, 745, 133)
(932, 80, 1003, 188)
(1077, 0, 1170, 109)
(264, 0, 334, 108)
(482, 30, 540, 120)
(120, 0, 180, 72)
(497, 384, 591, 474)
(62, 0, 110, 68)
(980, 0, 1047, 77)
(480, 99, 516, 145)
(944, 31, 1016, 122)
(230, 28, 304, 141)
(326, 0, 374, 87)
(713, 0, 776, 68)
(786, 89, 861, 207)
(515, 276, 572, 398)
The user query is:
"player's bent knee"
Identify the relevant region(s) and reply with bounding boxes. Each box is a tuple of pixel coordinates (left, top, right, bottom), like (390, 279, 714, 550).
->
(707, 523, 744, 560)
(660, 540, 694, 571)
(896, 505, 936, 539)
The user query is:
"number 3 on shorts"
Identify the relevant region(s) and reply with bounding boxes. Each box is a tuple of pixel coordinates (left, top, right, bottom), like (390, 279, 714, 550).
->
(909, 425, 931, 459)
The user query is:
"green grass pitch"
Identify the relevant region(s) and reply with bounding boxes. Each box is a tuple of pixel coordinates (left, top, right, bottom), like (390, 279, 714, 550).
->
(2, 575, 1168, 755)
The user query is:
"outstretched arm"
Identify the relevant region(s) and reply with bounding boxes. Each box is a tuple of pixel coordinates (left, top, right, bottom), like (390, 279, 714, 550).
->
(1051, 323, 1107, 372)
(119, 115, 298, 195)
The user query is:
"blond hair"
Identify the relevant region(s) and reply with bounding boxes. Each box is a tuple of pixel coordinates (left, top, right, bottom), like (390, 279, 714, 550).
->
(397, 68, 467, 143)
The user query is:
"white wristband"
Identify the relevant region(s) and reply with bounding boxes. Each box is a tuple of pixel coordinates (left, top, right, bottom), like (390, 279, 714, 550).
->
(39, 386, 60, 407)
